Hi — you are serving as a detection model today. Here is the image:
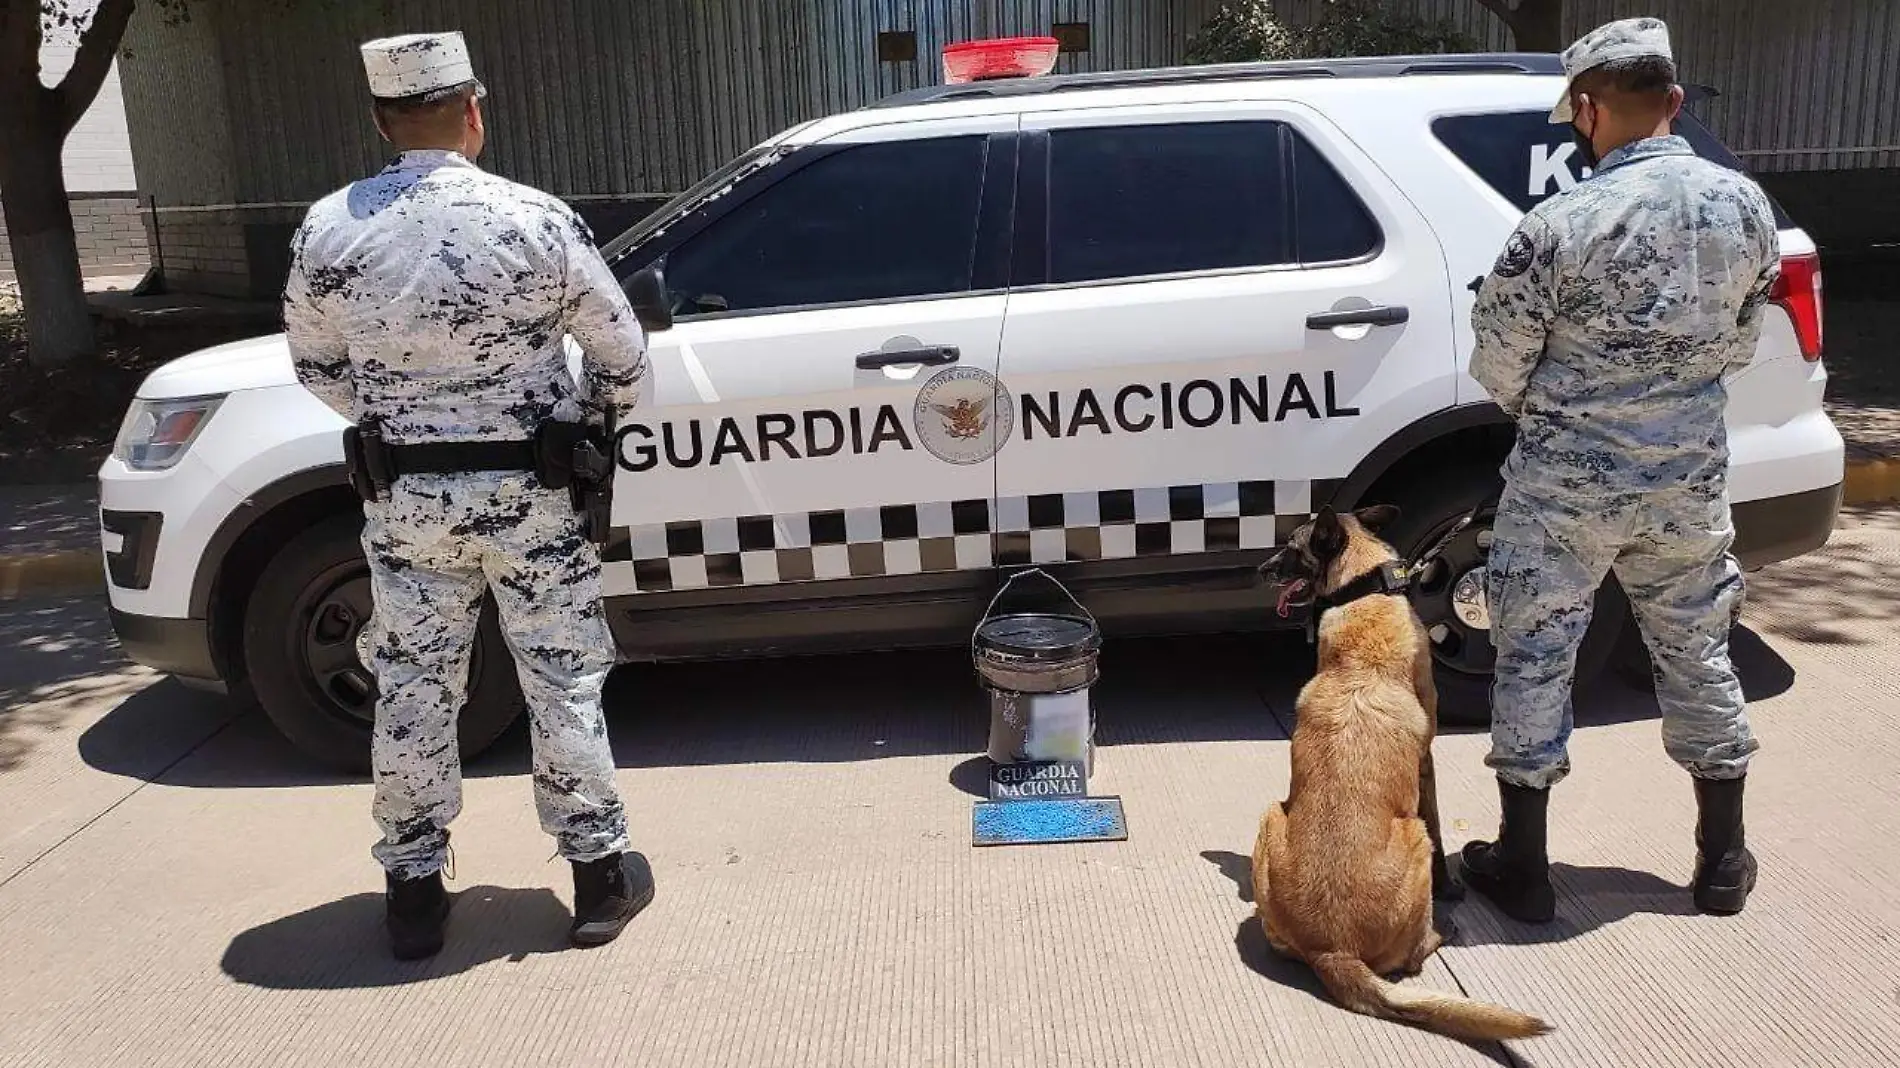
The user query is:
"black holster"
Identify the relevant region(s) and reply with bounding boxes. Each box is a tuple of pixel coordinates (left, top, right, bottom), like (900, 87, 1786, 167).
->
(343, 418, 395, 503)
(534, 419, 614, 547)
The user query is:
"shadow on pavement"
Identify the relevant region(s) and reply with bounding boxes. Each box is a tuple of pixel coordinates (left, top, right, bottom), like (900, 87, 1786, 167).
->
(221, 884, 573, 990)
(79, 633, 1288, 789)
(1206, 838, 1697, 954)
(74, 680, 349, 789)
(0, 485, 97, 552)
(1743, 520, 1900, 646)
(1447, 861, 1697, 948)
(1201, 848, 1255, 902)
(74, 617, 1799, 792)
(948, 756, 990, 799)
(0, 595, 160, 773)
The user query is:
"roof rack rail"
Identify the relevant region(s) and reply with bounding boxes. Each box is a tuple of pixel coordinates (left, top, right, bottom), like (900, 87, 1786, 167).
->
(867, 52, 1562, 110)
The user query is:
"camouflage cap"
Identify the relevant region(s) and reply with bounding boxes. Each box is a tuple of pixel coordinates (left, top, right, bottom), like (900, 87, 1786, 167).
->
(1549, 17, 1673, 124)
(361, 31, 487, 103)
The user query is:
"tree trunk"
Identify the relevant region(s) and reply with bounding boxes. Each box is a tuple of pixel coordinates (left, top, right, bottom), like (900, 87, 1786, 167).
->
(2, 121, 97, 373)
(1509, 0, 1565, 53)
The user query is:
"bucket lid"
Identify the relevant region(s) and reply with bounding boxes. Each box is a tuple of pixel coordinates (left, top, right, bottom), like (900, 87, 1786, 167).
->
(975, 612, 1101, 662)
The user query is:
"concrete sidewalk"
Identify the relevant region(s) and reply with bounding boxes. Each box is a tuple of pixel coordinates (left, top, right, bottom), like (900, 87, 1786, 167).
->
(0, 509, 1897, 1067)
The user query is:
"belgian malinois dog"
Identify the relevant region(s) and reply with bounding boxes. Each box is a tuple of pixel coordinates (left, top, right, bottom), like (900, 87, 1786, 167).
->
(1251, 505, 1552, 1043)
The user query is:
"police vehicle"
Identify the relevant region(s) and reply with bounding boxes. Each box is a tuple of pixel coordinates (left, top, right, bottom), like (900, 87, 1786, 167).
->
(98, 45, 1842, 769)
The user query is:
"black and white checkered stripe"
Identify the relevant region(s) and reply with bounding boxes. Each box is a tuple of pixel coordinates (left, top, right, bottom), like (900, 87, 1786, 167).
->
(601, 479, 1341, 595)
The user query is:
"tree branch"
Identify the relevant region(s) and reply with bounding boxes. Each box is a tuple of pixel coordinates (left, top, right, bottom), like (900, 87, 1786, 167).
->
(0, 0, 46, 98)
(54, 0, 137, 134)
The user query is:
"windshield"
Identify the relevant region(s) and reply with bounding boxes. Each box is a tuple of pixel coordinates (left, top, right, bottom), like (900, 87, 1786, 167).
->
(599, 143, 789, 264)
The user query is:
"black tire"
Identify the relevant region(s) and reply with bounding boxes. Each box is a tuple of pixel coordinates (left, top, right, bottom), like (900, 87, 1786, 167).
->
(1373, 466, 1629, 728)
(239, 515, 524, 773)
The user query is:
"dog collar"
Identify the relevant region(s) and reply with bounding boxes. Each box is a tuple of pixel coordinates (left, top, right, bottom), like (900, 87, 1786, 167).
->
(1314, 561, 1416, 614)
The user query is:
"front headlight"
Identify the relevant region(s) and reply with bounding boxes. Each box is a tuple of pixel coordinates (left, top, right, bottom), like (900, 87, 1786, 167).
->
(112, 394, 225, 471)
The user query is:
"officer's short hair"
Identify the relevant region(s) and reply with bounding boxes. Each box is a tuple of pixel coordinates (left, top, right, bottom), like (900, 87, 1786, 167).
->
(1572, 56, 1678, 108)
(372, 82, 480, 140)
(373, 81, 479, 120)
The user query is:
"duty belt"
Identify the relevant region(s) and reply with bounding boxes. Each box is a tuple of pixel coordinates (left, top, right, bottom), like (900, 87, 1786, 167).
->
(383, 439, 537, 476)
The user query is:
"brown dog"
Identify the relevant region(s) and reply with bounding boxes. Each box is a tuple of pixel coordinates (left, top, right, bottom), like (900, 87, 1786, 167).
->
(1252, 505, 1551, 1043)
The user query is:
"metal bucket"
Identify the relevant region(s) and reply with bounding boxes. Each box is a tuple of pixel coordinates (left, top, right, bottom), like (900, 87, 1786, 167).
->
(974, 569, 1102, 769)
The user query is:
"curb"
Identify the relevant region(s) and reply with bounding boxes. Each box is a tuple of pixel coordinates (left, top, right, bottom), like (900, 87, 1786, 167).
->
(0, 550, 101, 600)
(1843, 455, 1900, 506)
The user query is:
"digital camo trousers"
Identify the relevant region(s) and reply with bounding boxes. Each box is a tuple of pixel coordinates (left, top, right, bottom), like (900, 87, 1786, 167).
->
(356, 471, 626, 880)
(1485, 480, 1759, 790)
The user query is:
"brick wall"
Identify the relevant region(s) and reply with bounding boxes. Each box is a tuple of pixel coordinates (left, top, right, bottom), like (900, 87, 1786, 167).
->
(0, 194, 152, 278)
(150, 210, 258, 298)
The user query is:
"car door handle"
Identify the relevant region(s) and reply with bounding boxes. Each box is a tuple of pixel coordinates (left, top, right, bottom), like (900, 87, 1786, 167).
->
(1305, 305, 1409, 330)
(855, 345, 960, 369)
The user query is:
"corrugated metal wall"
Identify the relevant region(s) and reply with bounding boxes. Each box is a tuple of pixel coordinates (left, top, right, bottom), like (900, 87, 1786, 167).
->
(1350, 0, 1900, 172)
(117, 6, 235, 204)
(116, 0, 1898, 210)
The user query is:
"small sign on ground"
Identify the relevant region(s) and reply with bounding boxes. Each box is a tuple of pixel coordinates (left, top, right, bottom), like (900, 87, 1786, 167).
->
(988, 759, 1088, 800)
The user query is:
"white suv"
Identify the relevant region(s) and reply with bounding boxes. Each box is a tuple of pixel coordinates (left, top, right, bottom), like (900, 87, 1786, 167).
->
(98, 53, 1842, 769)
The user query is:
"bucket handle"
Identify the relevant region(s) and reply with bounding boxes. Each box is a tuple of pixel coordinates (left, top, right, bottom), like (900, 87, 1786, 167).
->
(970, 567, 1098, 655)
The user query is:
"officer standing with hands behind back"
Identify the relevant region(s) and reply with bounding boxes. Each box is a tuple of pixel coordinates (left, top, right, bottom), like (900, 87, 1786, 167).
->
(282, 31, 653, 959)
(1463, 18, 1779, 923)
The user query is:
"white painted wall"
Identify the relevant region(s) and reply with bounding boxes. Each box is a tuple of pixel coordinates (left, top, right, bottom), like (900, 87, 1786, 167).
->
(38, 12, 140, 193)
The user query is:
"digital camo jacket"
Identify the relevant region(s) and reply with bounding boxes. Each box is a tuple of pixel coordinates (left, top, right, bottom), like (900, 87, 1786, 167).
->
(283, 149, 648, 440)
(283, 149, 639, 877)
(1470, 135, 1781, 498)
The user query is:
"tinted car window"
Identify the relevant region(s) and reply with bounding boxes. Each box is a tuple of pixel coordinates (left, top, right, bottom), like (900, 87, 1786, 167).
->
(662, 136, 987, 314)
(1430, 108, 1793, 227)
(1290, 132, 1381, 263)
(1047, 121, 1292, 283)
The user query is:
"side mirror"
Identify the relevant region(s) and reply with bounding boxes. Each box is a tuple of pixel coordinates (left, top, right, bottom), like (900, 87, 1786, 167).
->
(624, 266, 673, 334)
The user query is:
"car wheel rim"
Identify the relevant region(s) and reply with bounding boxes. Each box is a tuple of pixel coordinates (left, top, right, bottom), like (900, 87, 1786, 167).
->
(1410, 520, 1497, 677)
(296, 563, 378, 728)
(291, 561, 487, 731)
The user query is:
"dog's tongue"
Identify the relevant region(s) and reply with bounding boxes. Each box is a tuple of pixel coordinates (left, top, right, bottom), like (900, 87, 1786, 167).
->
(1276, 578, 1308, 619)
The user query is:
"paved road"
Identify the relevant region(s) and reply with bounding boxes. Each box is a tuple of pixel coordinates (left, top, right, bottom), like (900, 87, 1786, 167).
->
(2, 508, 1897, 1067)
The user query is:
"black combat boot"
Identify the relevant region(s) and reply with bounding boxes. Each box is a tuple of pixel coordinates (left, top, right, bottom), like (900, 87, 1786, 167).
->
(570, 851, 656, 947)
(385, 870, 451, 960)
(1459, 780, 1557, 924)
(1692, 775, 1757, 915)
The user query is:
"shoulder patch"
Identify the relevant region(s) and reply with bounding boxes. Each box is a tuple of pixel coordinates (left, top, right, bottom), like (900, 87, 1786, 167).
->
(1492, 230, 1537, 279)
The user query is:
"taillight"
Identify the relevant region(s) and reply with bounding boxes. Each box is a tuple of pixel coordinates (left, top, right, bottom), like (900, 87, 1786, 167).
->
(1770, 251, 1824, 361)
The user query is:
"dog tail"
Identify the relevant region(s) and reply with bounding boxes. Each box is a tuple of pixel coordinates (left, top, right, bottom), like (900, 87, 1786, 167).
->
(1310, 953, 1552, 1044)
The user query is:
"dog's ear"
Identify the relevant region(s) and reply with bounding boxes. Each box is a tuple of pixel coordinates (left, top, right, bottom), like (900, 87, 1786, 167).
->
(1353, 504, 1400, 533)
(1310, 506, 1347, 561)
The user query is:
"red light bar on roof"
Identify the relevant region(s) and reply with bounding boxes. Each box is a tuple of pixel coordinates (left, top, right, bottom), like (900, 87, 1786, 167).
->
(942, 36, 1060, 85)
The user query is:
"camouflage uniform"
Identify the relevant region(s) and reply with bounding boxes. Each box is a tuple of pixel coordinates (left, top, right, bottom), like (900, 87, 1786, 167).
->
(285, 148, 648, 879)
(1471, 134, 1780, 790)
